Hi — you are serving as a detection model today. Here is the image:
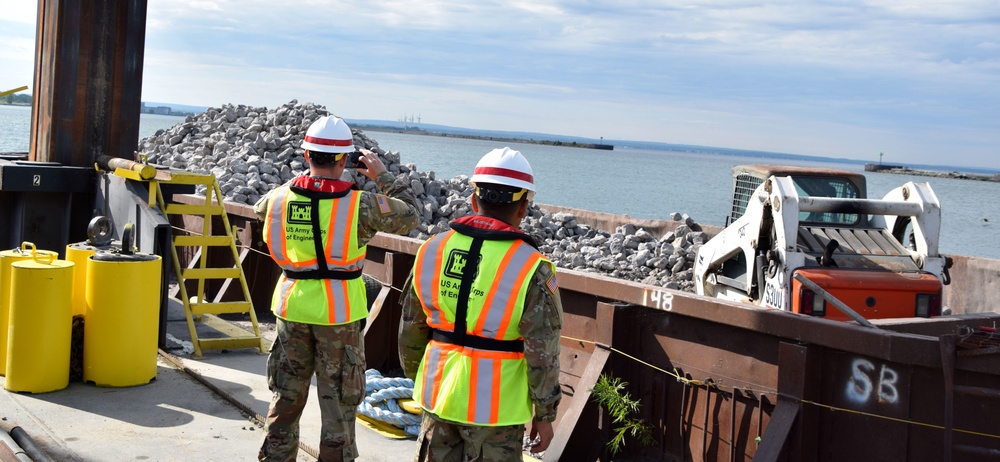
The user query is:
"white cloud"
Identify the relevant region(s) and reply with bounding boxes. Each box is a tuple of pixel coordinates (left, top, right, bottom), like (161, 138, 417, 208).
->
(2, 0, 997, 168)
(0, 1, 36, 25)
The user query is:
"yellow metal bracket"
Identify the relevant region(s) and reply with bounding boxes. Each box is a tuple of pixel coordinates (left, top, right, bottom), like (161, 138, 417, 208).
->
(0, 86, 28, 98)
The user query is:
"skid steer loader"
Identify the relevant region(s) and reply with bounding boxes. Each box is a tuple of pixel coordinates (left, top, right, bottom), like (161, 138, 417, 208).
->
(694, 165, 952, 322)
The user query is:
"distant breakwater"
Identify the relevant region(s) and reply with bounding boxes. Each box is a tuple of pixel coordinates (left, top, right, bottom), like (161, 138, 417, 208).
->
(865, 163, 999, 182)
(356, 125, 614, 150)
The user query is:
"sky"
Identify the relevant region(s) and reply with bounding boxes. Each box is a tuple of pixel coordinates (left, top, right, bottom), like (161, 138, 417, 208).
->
(1, 1, 998, 170)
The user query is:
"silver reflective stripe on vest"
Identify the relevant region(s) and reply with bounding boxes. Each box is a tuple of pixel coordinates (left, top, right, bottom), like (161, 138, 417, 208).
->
(266, 191, 293, 265)
(326, 278, 348, 323)
(417, 233, 448, 326)
(472, 356, 496, 423)
(421, 344, 444, 408)
(326, 192, 355, 267)
(478, 241, 536, 338)
(270, 189, 363, 274)
(275, 278, 295, 317)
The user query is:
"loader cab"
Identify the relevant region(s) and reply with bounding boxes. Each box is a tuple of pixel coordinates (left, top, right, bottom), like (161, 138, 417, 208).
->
(727, 165, 868, 226)
(701, 164, 945, 321)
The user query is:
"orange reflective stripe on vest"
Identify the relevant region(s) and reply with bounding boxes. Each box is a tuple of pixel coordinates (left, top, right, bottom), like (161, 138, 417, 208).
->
(262, 187, 367, 325)
(413, 232, 453, 329)
(265, 191, 317, 268)
(412, 230, 550, 425)
(474, 240, 541, 339)
(419, 343, 446, 411)
(325, 190, 365, 268)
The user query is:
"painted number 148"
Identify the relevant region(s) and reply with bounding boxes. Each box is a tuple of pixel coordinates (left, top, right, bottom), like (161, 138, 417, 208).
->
(644, 289, 672, 310)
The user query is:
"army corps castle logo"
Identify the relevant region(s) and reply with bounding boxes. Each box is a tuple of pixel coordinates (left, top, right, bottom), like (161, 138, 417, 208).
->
(444, 249, 480, 280)
(287, 201, 311, 224)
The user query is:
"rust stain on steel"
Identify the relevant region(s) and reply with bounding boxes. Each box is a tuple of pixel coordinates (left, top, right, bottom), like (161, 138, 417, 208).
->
(31, 0, 146, 166)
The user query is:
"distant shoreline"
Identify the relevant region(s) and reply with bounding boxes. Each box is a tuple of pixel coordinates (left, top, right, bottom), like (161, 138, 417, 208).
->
(865, 163, 999, 182)
(0, 102, 194, 117)
(356, 125, 614, 150)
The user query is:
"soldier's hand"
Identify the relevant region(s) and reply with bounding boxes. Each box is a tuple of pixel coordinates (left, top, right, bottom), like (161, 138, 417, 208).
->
(356, 148, 387, 179)
(528, 419, 554, 452)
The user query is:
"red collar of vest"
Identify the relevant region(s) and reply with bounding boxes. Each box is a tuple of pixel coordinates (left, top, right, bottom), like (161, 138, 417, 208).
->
(291, 175, 354, 193)
(453, 215, 520, 233)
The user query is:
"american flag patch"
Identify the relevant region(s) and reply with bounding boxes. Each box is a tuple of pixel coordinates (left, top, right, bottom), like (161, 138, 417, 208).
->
(376, 195, 391, 214)
(545, 273, 558, 294)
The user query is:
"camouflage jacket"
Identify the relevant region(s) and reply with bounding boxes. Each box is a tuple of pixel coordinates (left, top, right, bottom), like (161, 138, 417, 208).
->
(398, 217, 564, 422)
(254, 171, 420, 245)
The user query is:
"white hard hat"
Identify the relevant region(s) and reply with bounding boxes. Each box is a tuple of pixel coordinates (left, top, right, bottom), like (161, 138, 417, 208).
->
(469, 147, 535, 193)
(300, 116, 355, 154)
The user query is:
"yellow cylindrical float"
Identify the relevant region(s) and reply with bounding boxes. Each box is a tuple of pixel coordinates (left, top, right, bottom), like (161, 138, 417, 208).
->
(66, 241, 112, 316)
(0, 242, 58, 376)
(83, 249, 162, 387)
(4, 251, 73, 393)
(66, 242, 103, 318)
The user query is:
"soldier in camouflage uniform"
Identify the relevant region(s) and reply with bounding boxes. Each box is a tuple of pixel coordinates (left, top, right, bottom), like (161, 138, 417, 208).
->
(255, 116, 420, 461)
(399, 147, 563, 462)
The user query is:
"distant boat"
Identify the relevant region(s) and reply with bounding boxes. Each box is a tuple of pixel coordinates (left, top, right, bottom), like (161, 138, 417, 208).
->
(864, 162, 903, 172)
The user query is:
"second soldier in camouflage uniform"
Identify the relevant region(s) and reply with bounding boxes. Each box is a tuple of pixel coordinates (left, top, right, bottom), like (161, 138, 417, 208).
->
(256, 115, 420, 461)
(399, 147, 563, 462)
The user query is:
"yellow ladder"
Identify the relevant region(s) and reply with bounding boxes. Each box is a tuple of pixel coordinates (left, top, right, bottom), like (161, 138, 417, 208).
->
(113, 166, 265, 357)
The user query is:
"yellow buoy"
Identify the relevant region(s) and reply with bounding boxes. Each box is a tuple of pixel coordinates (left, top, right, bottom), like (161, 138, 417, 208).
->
(66, 243, 98, 317)
(83, 249, 162, 387)
(4, 251, 73, 393)
(0, 242, 58, 376)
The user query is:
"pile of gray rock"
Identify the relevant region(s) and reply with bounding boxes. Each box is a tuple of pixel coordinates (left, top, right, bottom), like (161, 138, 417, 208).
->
(529, 212, 704, 291)
(138, 101, 702, 291)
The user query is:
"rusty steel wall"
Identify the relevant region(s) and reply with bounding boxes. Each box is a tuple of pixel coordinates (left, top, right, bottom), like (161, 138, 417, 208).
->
(31, 0, 147, 166)
(171, 194, 1000, 462)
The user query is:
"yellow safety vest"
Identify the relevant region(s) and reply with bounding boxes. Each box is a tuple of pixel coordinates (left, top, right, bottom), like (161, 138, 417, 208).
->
(411, 228, 551, 425)
(262, 185, 367, 325)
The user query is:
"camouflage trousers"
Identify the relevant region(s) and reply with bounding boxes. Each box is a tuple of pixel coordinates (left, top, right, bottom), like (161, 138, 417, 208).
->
(415, 412, 525, 462)
(259, 317, 366, 462)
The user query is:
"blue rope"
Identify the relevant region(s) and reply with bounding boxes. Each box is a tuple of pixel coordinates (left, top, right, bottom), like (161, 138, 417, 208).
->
(364, 369, 415, 392)
(369, 386, 412, 402)
(358, 400, 421, 427)
(358, 369, 421, 436)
